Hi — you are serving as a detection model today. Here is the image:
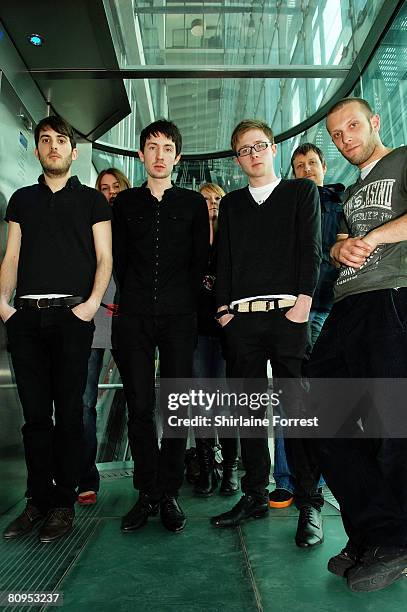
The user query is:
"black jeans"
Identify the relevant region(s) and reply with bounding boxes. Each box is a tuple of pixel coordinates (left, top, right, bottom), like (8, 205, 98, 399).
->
(116, 313, 197, 499)
(192, 335, 239, 461)
(307, 288, 407, 548)
(6, 307, 94, 509)
(223, 309, 310, 501)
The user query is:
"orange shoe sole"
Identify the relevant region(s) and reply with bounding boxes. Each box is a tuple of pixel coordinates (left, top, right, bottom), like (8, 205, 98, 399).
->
(269, 497, 294, 509)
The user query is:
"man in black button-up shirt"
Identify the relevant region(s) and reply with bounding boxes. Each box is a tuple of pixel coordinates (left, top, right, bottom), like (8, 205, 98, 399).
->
(113, 120, 209, 533)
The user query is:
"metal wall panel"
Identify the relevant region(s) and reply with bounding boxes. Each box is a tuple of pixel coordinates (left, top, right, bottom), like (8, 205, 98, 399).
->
(0, 73, 42, 513)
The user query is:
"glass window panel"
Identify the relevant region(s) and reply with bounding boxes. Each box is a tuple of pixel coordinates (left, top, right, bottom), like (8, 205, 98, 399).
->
(323, 0, 342, 62)
(99, 0, 387, 155)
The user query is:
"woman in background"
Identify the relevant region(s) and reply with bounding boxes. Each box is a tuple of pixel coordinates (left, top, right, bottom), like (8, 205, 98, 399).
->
(192, 183, 239, 497)
(77, 168, 130, 505)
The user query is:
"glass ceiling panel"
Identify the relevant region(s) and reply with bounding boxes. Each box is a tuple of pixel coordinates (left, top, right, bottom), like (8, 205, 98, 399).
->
(94, 1, 407, 191)
(100, 0, 388, 154)
(279, 0, 407, 187)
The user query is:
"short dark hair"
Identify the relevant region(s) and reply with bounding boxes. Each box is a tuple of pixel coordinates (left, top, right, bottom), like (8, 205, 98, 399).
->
(140, 119, 182, 156)
(34, 115, 76, 149)
(231, 119, 274, 153)
(327, 97, 374, 120)
(291, 143, 326, 173)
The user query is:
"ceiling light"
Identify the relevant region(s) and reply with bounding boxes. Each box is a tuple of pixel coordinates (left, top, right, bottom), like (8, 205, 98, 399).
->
(28, 33, 45, 47)
(191, 19, 205, 37)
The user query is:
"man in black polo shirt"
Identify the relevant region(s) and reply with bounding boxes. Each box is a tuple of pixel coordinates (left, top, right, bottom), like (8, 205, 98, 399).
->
(210, 119, 321, 529)
(1, 116, 112, 542)
(113, 120, 209, 533)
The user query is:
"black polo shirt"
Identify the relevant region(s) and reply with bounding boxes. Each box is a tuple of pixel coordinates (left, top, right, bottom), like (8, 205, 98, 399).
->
(5, 175, 111, 298)
(113, 183, 209, 315)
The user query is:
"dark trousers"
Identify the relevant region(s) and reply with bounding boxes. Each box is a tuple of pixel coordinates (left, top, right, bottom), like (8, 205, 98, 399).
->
(6, 307, 94, 509)
(116, 313, 197, 499)
(307, 288, 407, 548)
(192, 335, 239, 460)
(273, 308, 328, 507)
(224, 309, 309, 500)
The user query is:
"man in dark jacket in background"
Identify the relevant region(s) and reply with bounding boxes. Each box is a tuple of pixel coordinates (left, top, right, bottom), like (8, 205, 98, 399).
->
(291, 144, 344, 353)
(270, 143, 344, 546)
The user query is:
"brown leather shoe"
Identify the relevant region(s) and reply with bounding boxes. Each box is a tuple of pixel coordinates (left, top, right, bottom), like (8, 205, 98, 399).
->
(39, 508, 74, 543)
(3, 504, 45, 539)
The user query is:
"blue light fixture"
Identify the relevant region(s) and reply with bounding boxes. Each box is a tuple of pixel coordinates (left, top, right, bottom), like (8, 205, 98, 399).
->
(28, 34, 44, 47)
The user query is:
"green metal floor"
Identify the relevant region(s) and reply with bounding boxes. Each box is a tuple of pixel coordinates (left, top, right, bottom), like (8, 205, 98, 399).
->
(1, 470, 406, 612)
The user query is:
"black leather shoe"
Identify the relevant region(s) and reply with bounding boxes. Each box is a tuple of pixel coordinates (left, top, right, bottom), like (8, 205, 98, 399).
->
(160, 496, 186, 533)
(3, 504, 45, 539)
(210, 494, 269, 528)
(347, 546, 407, 592)
(39, 508, 74, 543)
(185, 448, 200, 485)
(328, 540, 359, 576)
(121, 494, 160, 532)
(219, 462, 239, 496)
(193, 439, 218, 497)
(295, 505, 323, 547)
(193, 469, 218, 497)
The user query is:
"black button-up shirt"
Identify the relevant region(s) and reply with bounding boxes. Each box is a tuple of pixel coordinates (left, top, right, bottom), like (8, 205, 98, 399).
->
(113, 183, 209, 315)
(5, 175, 111, 297)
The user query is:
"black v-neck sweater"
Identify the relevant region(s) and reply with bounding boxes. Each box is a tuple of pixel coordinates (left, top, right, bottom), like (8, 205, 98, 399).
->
(216, 179, 322, 306)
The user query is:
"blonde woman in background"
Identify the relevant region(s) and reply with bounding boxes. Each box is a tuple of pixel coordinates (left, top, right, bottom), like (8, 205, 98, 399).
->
(192, 183, 239, 497)
(77, 168, 130, 505)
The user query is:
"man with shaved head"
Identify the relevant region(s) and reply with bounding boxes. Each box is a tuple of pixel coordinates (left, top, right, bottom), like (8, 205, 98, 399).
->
(307, 98, 407, 592)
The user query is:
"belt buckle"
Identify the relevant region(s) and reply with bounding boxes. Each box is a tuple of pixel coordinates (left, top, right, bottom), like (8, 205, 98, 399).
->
(37, 298, 50, 309)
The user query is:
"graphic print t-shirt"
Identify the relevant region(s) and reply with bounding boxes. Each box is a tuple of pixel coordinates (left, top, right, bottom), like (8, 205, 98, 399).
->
(334, 146, 407, 302)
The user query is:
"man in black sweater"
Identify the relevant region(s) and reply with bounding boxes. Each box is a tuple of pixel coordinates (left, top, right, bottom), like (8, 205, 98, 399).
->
(210, 119, 321, 531)
(113, 120, 209, 533)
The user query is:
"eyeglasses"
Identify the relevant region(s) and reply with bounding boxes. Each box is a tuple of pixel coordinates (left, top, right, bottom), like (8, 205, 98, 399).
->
(236, 141, 274, 157)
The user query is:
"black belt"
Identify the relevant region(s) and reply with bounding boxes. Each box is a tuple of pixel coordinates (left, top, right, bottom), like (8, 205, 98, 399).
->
(14, 296, 84, 309)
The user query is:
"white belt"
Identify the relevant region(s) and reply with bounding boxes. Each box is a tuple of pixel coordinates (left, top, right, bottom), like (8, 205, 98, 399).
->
(233, 299, 296, 313)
